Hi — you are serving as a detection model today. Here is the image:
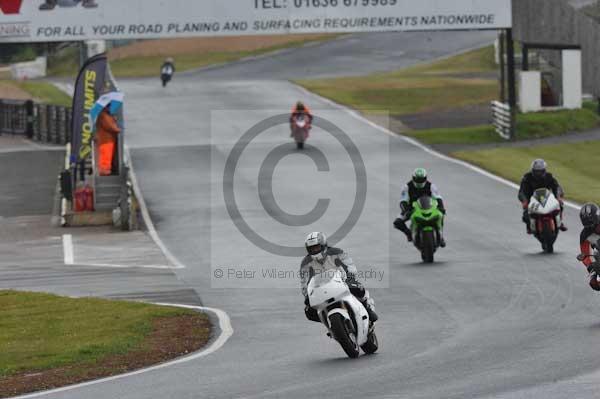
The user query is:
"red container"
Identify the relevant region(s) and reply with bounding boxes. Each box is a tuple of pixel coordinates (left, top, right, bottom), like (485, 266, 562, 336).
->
(0, 0, 23, 14)
(83, 185, 94, 211)
(73, 186, 95, 212)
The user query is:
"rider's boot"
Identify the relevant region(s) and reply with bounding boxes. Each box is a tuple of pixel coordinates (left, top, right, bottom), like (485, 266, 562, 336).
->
(361, 297, 378, 323)
(394, 218, 413, 242)
(559, 224, 568, 232)
(39, 0, 57, 10)
(82, 0, 98, 8)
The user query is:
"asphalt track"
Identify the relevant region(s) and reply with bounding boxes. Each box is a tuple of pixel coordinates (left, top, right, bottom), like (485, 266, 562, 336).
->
(9, 31, 600, 398)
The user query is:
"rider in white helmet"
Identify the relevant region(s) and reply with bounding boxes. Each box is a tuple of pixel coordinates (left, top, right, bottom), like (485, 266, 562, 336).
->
(300, 232, 378, 323)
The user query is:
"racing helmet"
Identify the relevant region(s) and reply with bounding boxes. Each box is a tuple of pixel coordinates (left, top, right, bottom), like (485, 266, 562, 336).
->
(531, 159, 547, 179)
(580, 203, 600, 228)
(412, 168, 428, 189)
(296, 101, 306, 112)
(305, 232, 327, 261)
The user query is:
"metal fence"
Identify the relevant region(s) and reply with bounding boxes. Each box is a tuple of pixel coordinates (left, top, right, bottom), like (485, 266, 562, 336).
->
(0, 99, 71, 145)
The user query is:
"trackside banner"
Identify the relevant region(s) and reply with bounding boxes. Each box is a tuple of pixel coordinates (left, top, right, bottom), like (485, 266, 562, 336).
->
(0, 0, 512, 42)
(70, 52, 108, 162)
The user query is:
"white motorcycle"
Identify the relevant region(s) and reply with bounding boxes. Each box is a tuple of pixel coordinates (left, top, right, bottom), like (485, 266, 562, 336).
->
(528, 188, 562, 253)
(307, 269, 378, 358)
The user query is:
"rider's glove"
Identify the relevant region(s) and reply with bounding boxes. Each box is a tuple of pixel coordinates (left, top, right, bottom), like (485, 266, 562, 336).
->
(304, 296, 310, 307)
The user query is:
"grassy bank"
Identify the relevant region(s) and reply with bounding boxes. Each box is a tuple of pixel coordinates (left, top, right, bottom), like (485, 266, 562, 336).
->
(16, 81, 71, 107)
(453, 141, 600, 204)
(406, 107, 600, 145)
(0, 80, 71, 107)
(297, 46, 499, 116)
(0, 290, 207, 378)
(49, 35, 337, 78)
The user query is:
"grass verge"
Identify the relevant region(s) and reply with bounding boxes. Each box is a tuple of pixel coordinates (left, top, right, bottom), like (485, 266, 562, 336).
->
(16, 81, 72, 107)
(453, 141, 600, 204)
(0, 290, 209, 382)
(296, 46, 499, 116)
(405, 106, 600, 145)
(49, 35, 337, 78)
(0, 80, 71, 107)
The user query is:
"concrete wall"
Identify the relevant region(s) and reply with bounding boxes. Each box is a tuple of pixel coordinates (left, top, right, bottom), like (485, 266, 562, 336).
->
(513, 0, 600, 97)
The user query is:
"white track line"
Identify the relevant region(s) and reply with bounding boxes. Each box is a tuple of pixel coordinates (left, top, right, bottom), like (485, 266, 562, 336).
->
(61, 234, 181, 270)
(10, 303, 234, 399)
(74, 263, 183, 270)
(295, 84, 582, 211)
(124, 145, 187, 269)
(62, 234, 74, 265)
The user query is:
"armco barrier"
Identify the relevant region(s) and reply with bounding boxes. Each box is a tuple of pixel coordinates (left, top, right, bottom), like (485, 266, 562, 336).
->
(0, 99, 71, 145)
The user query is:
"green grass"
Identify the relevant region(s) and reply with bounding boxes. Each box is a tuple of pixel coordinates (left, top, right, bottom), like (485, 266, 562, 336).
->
(453, 141, 600, 204)
(296, 46, 499, 116)
(0, 290, 200, 377)
(15, 81, 72, 107)
(49, 36, 336, 78)
(405, 107, 600, 145)
(405, 125, 501, 145)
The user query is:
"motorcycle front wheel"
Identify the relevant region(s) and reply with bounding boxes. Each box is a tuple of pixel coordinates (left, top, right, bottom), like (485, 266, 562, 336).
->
(329, 313, 360, 358)
(421, 230, 435, 263)
(541, 220, 556, 253)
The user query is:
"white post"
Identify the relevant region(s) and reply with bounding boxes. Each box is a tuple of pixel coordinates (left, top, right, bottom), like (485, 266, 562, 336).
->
(562, 49, 582, 109)
(519, 71, 542, 112)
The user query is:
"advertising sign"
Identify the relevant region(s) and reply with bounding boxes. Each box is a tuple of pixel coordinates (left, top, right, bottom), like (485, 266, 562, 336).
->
(0, 0, 512, 42)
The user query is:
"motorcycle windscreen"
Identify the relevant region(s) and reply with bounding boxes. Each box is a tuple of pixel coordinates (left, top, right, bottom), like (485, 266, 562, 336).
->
(417, 196, 433, 211)
(309, 269, 344, 288)
(533, 188, 550, 207)
(294, 115, 307, 128)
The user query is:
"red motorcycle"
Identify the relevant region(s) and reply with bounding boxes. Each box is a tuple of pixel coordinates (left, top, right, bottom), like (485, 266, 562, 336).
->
(291, 114, 310, 150)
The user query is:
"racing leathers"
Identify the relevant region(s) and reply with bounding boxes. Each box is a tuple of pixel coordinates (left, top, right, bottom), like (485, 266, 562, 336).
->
(393, 181, 446, 244)
(580, 225, 600, 291)
(300, 247, 378, 323)
(290, 105, 313, 134)
(518, 172, 565, 233)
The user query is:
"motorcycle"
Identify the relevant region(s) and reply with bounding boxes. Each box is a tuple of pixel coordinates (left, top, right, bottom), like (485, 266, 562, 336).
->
(291, 114, 310, 150)
(161, 64, 174, 87)
(307, 269, 378, 358)
(528, 188, 561, 253)
(410, 196, 444, 263)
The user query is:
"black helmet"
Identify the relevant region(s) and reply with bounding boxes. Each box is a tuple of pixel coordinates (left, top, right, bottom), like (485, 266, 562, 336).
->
(580, 203, 600, 227)
(296, 101, 305, 111)
(531, 159, 547, 179)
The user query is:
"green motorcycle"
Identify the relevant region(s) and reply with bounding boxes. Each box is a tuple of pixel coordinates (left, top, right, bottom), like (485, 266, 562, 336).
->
(410, 196, 444, 263)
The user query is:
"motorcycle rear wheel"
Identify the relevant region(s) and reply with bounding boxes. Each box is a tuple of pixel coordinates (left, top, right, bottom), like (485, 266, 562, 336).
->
(329, 313, 360, 358)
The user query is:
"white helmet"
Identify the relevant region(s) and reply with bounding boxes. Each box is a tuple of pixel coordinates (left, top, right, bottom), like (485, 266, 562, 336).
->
(305, 232, 327, 261)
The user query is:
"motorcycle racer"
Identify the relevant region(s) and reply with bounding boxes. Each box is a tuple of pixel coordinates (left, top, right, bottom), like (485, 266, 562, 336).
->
(518, 159, 567, 234)
(579, 203, 600, 291)
(393, 168, 446, 247)
(300, 232, 378, 323)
